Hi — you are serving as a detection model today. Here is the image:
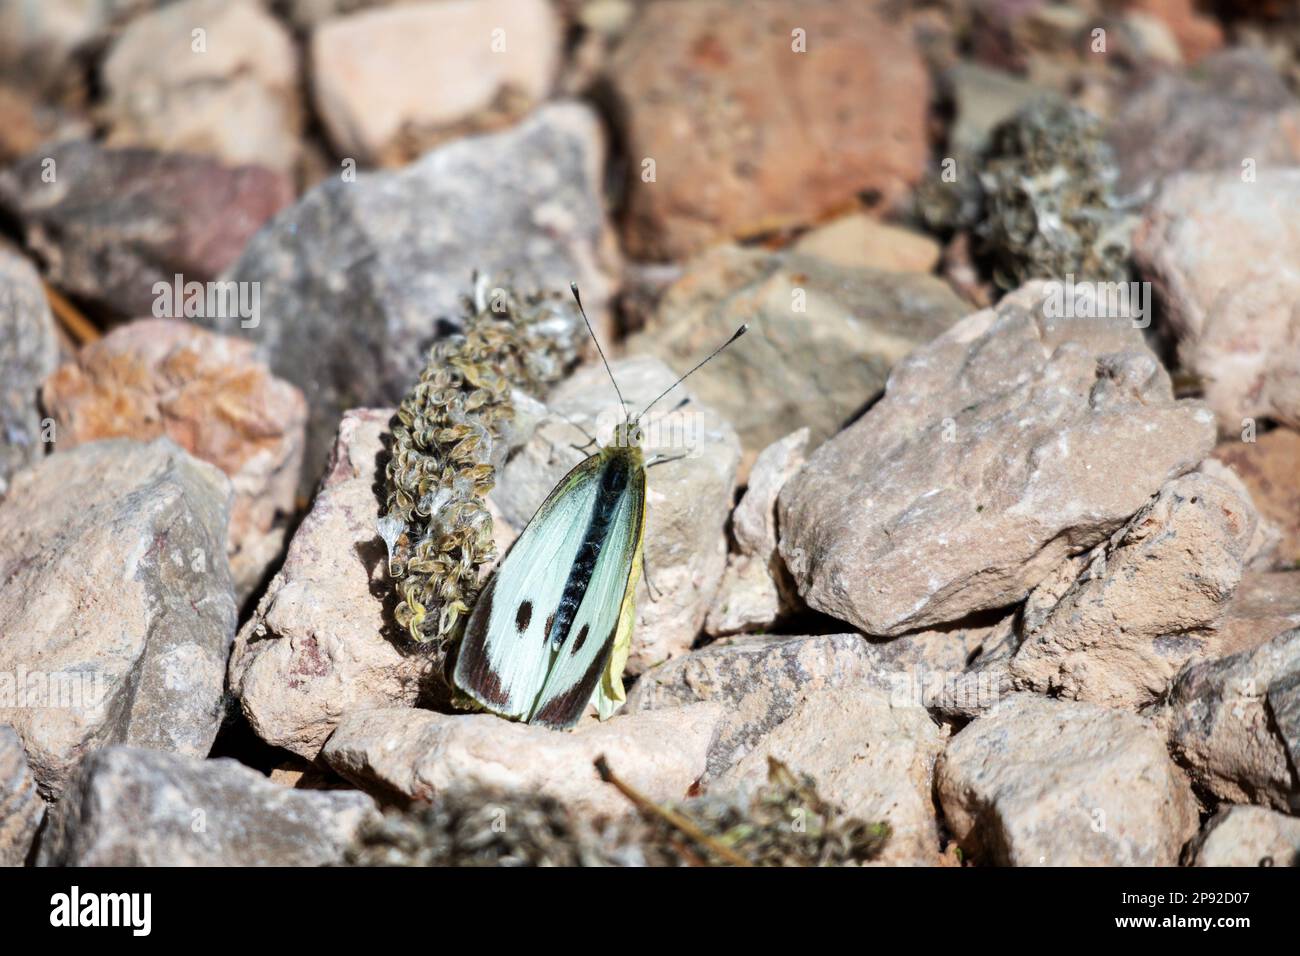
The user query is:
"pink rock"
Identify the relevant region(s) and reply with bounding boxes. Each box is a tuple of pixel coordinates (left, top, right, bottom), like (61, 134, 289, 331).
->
(43, 319, 306, 599)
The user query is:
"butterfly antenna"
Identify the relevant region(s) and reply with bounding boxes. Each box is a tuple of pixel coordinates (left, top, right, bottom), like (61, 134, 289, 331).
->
(635, 324, 748, 423)
(570, 282, 627, 424)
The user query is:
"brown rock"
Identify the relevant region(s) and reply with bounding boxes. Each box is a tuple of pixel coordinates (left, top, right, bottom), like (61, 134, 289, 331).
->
(630, 245, 969, 476)
(1192, 805, 1300, 866)
(706, 429, 807, 636)
(320, 704, 721, 819)
(1011, 472, 1256, 708)
(310, 0, 562, 165)
(1215, 571, 1300, 659)
(627, 633, 875, 779)
(712, 682, 946, 866)
(228, 409, 446, 760)
(1133, 169, 1300, 433)
(0, 438, 236, 798)
(1212, 428, 1300, 567)
(936, 695, 1199, 866)
(779, 281, 1218, 636)
(43, 319, 306, 599)
(790, 214, 941, 274)
(101, 0, 303, 175)
(0, 141, 292, 319)
(609, 0, 930, 260)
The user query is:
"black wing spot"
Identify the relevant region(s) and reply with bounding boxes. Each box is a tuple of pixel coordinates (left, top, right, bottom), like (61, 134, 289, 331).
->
(544, 612, 556, 644)
(570, 623, 590, 655)
(515, 601, 532, 634)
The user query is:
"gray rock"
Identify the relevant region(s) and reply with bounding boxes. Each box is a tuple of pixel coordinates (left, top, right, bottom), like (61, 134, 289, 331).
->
(1107, 49, 1300, 202)
(321, 704, 721, 820)
(496, 356, 740, 673)
(0, 141, 292, 320)
(944, 61, 1043, 156)
(779, 281, 1217, 636)
(712, 682, 946, 866)
(0, 725, 43, 867)
(936, 695, 1199, 866)
(0, 246, 57, 490)
(1011, 471, 1256, 708)
(1192, 805, 1300, 867)
(38, 746, 378, 866)
(0, 438, 236, 798)
(1165, 627, 1300, 811)
(216, 101, 618, 494)
(631, 245, 969, 477)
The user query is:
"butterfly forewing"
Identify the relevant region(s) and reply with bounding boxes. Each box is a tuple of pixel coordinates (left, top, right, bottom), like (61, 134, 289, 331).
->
(528, 451, 645, 729)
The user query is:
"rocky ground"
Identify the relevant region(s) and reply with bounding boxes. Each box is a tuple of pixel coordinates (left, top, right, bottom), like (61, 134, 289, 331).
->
(1, 0, 1299, 867)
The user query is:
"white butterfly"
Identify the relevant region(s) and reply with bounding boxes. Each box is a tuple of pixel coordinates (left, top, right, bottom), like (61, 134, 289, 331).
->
(453, 285, 746, 730)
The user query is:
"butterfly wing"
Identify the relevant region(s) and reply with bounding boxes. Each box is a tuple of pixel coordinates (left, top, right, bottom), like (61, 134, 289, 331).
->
(453, 454, 605, 720)
(529, 453, 645, 729)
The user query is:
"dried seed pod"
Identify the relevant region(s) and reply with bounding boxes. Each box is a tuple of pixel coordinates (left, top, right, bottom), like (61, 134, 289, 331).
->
(380, 276, 581, 684)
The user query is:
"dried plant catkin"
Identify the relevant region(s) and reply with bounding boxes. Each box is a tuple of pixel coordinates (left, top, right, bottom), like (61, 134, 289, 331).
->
(379, 276, 579, 674)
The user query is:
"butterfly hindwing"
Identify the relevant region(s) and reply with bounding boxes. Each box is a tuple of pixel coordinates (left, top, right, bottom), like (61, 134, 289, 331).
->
(453, 446, 645, 729)
(453, 455, 604, 720)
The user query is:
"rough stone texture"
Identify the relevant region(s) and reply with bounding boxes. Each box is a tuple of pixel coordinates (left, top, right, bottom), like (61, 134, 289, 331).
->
(42, 319, 306, 599)
(1125, 0, 1223, 64)
(713, 682, 945, 866)
(0, 246, 58, 491)
(0, 438, 236, 798)
(311, 0, 562, 165)
(101, 0, 303, 174)
(1213, 428, 1300, 567)
(1011, 471, 1256, 708)
(0, 141, 292, 320)
(321, 704, 721, 820)
(215, 101, 618, 494)
(1214, 572, 1300, 659)
(0, 725, 44, 867)
(779, 281, 1218, 636)
(1107, 49, 1300, 201)
(706, 429, 807, 636)
(1192, 805, 1300, 867)
(936, 695, 1199, 866)
(790, 214, 942, 274)
(1198, 457, 1281, 570)
(631, 245, 969, 475)
(230, 410, 467, 759)
(38, 746, 378, 866)
(628, 634, 868, 778)
(609, 0, 931, 260)
(1166, 627, 1300, 811)
(495, 357, 740, 673)
(1133, 169, 1300, 433)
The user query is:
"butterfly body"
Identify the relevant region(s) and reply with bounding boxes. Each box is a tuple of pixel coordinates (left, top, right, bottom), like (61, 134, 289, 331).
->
(453, 434, 645, 730)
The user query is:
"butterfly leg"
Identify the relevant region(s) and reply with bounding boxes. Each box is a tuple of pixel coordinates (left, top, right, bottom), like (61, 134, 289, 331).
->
(643, 552, 663, 602)
(645, 452, 687, 468)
